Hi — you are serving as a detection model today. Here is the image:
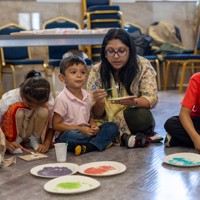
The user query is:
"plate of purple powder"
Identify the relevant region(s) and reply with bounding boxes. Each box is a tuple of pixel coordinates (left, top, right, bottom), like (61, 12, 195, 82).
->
(30, 163, 79, 178)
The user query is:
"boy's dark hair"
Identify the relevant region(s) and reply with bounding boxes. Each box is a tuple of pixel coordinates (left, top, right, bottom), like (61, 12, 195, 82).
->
(59, 55, 87, 75)
(20, 70, 50, 104)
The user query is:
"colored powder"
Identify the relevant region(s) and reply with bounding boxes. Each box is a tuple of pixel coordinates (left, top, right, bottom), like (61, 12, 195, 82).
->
(37, 167, 72, 176)
(84, 165, 116, 175)
(57, 182, 82, 189)
(169, 157, 200, 166)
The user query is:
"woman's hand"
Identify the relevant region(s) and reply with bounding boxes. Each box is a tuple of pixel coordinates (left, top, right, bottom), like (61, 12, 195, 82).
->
(92, 89, 107, 118)
(111, 97, 137, 106)
(111, 96, 150, 108)
(92, 89, 107, 104)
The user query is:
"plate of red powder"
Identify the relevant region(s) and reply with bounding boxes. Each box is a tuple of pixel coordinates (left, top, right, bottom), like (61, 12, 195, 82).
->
(78, 161, 126, 176)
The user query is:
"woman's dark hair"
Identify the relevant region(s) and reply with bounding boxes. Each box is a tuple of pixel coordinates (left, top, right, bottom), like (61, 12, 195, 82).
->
(59, 55, 87, 75)
(100, 28, 139, 95)
(20, 70, 50, 104)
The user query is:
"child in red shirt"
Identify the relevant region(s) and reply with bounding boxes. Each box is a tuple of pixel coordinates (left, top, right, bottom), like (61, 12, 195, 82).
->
(164, 72, 200, 153)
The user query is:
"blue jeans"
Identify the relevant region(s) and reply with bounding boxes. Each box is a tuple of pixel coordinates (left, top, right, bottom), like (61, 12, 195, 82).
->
(55, 122, 118, 151)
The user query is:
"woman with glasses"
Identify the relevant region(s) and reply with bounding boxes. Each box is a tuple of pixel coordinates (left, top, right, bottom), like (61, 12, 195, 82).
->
(87, 28, 163, 148)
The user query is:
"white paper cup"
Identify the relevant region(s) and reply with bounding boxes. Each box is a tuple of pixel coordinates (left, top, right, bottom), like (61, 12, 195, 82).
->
(54, 143, 67, 162)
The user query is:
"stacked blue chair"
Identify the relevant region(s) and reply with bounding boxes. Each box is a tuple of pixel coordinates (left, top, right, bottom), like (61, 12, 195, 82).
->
(85, 5, 123, 64)
(81, 0, 111, 28)
(0, 23, 45, 90)
(86, 5, 122, 29)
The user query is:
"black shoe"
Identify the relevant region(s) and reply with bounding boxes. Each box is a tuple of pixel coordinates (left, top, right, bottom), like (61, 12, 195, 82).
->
(121, 133, 136, 148)
(134, 133, 149, 148)
(121, 133, 149, 148)
(121, 133, 135, 148)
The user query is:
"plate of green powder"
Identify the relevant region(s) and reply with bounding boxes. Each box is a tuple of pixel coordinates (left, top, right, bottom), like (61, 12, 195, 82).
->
(44, 175, 100, 194)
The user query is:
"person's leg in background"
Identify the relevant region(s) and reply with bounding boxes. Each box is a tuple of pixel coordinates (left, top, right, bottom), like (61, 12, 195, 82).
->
(164, 116, 200, 147)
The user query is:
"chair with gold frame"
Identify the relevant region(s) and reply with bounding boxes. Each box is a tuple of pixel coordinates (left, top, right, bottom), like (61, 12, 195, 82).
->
(81, 0, 111, 28)
(0, 23, 45, 93)
(42, 16, 81, 67)
(42, 16, 92, 97)
(163, 17, 200, 92)
(85, 5, 122, 29)
(85, 5, 123, 64)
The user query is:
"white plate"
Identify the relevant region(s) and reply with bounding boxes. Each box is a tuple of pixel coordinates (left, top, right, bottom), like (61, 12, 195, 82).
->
(30, 163, 79, 178)
(79, 161, 126, 176)
(44, 175, 100, 194)
(107, 96, 136, 101)
(163, 153, 200, 167)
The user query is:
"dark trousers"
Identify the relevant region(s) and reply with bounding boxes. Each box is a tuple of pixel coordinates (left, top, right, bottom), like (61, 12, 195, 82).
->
(123, 107, 155, 136)
(164, 116, 200, 147)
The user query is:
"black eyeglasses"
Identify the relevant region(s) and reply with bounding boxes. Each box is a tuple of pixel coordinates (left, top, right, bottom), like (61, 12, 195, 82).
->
(105, 48, 128, 57)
